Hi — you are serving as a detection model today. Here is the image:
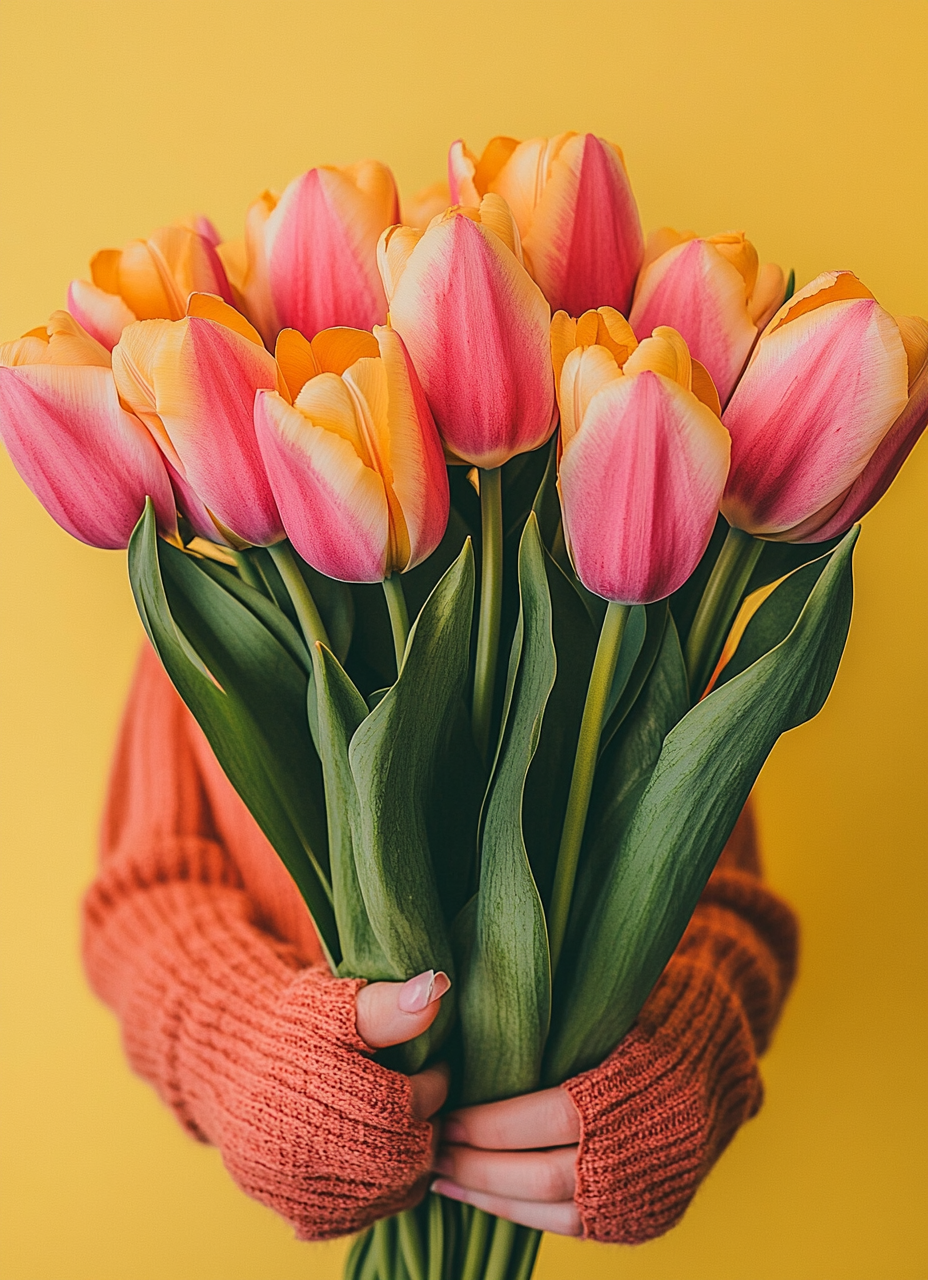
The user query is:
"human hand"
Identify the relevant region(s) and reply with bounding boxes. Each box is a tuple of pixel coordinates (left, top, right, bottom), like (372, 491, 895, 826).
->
(355, 969, 451, 1122)
(431, 1087, 583, 1236)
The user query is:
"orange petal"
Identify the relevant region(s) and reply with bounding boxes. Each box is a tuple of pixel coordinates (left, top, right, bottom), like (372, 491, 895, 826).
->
(623, 326, 692, 390)
(767, 270, 875, 335)
(311, 326, 380, 375)
(559, 344, 624, 447)
(275, 328, 319, 402)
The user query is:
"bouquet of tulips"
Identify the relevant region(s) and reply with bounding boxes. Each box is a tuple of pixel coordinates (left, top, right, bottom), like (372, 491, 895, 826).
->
(2, 132, 925, 1280)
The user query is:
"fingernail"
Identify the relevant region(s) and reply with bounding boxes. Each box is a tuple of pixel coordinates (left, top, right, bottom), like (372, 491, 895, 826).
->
(398, 969, 435, 1013)
(430, 971, 451, 1003)
(431, 1178, 466, 1203)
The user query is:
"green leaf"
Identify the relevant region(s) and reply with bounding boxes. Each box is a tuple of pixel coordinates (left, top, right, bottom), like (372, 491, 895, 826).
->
(459, 515, 553, 1103)
(602, 604, 646, 725)
(348, 541, 476, 1069)
(128, 502, 339, 966)
(544, 527, 859, 1083)
(311, 646, 394, 979)
(599, 601, 670, 754)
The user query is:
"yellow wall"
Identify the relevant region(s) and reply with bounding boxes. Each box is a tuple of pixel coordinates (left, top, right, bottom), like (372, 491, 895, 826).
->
(0, 1, 925, 1276)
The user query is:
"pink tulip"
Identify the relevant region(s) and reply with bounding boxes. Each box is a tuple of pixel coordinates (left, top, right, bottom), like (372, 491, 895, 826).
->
(255, 325, 449, 582)
(219, 162, 399, 347)
(379, 195, 556, 468)
(67, 220, 234, 350)
(0, 311, 176, 549)
(721, 272, 920, 540)
(449, 133, 644, 316)
(556, 322, 731, 603)
(629, 229, 785, 404)
(113, 294, 284, 547)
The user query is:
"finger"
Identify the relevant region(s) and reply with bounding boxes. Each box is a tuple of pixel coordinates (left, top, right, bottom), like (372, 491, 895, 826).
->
(355, 970, 451, 1049)
(431, 1180, 582, 1237)
(442, 1087, 580, 1150)
(433, 1143, 577, 1202)
(409, 1063, 450, 1121)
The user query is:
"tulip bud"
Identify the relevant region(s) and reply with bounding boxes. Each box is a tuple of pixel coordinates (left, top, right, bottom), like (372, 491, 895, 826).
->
(67, 220, 235, 351)
(254, 325, 449, 583)
(219, 162, 399, 348)
(113, 294, 284, 547)
(721, 272, 918, 540)
(0, 311, 176, 548)
(450, 133, 644, 316)
(629, 229, 785, 404)
(379, 195, 556, 468)
(555, 318, 730, 603)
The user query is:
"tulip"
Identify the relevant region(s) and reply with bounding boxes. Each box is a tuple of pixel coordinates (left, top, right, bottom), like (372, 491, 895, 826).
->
(557, 323, 730, 604)
(113, 294, 284, 547)
(255, 325, 449, 584)
(219, 161, 399, 348)
(721, 272, 915, 540)
(0, 311, 176, 548)
(449, 132, 644, 316)
(629, 229, 785, 403)
(379, 194, 556, 469)
(68, 219, 234, 351)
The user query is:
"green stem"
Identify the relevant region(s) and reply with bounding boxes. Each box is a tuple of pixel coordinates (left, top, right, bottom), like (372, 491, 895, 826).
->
(683, 526, 763, 699)
(232, 549, 266, 593)
(427, 1196, 444, 1280)
(548, 601, 630, 976)
(397, 1210, 425, 1280)
(461, 1208, 491, 1280)
(484, 1217, 518, 1280)
(267, 541, 331, 652)
(512, 1228, 543, 1280)
(373, 1218, 393, 1279)
(382, 574, 410, 679)
(471, 467, 504, 763)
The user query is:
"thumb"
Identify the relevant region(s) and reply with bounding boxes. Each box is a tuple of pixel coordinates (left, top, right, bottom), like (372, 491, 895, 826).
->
(355, 969, 451, 1049)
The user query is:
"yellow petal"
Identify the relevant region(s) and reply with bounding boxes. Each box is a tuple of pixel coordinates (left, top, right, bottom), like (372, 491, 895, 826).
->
(767, 270, 875, 336)
(40, 311, 112, 367)
(476, 193, 523, 261)
(691, 359, 722, 416)
(341, 159, 400, 224)
(896, 314, 928, 390)
(111, 319, 181, 467)
(275, 328, 319, 402)
(640, 227, 694, 273)
(186, 292, 264, 346)
(488, 133, 575, 238)
(559, 344, 624, 448)
(294, 371, 370, 462)
(590, 306, 637, 366)
(118, 232, 187, 320)
(403, 181, 450, 230)
(0, 335, 49, 366)
(705, 231, 758, 296)
(90, 248, 122, 294)
(623, 325, 692, 390)
(216, 238, 248, 292)
(748, 261, 786, 328)
(474, 136, 521, 193)
(550, 311, 579, 386)
(377, 224, 424, 303)
(311, 326, 380, 376)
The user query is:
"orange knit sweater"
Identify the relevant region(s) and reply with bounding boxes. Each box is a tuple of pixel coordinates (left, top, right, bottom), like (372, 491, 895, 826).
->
(82, 645, 798, 1244)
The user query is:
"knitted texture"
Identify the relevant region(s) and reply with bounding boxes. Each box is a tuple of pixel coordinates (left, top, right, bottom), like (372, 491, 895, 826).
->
(83, 645, 798, 1244)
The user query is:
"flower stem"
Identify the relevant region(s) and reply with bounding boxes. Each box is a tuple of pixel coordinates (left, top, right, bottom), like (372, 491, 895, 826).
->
(461, 1208, 491, 1280)
(382, 574, 410, 679)
(512, 1229, 543, 1280)
(471, 467, 504, 764)
(484, 1217, 519, 1280)
(232, 549, 266, 593)
(397, 1209, 425, 1280)
(548, 600, 630, 977)
(426, 1196, 444, 1280)
(684, 526, 763, 699)
(267, 541, 331, 652)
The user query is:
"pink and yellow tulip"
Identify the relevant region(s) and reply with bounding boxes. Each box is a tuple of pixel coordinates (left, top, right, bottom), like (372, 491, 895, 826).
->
(379, 195, 556, 469)
(68, 219, 234, 351)
(449, 133, 644, 317)
(0, 311, 176, 548)
(721, 272, 926, 540)
(254, 325, 449, 582)
(219, 162, 399, 348)
(629, 229, 785, 404)
(112, 295, 284, 547)
(554, 316, 731, 603)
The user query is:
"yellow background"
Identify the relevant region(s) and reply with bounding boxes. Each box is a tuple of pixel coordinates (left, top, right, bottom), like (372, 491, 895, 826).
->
(1, 1, 926, 1276)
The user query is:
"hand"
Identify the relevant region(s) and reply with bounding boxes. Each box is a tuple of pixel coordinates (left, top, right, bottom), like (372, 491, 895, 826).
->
(355, 969, 451, 1122)
(431, 1088, 583, 1236)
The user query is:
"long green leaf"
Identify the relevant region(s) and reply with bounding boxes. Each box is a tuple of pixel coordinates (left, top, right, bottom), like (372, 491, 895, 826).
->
(459, 516, 554, 1103)
(128, 502, 339, 964)
(544, 527, 858, 1082)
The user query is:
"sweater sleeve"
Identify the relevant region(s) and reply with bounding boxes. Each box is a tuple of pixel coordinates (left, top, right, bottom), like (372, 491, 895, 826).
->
(562, 802, 798, 1244)
(82, 647, 434, 1241)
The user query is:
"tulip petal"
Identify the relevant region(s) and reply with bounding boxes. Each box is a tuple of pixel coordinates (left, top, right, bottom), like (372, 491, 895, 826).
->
(403, 181, 451, 230)
(387, 213, 555, 468)
(185, 292, 265, 346)
(67, 280, 136, 350)
(630, 238, 758, 403)
(255, 390, 389, 582)
(560, 372, 730, 603)
(558, 345, 623, 448)
(265, 166, 392, 337)
(112, 320, 184, 468)
(275, 328, 320, 402)
(0, 363, 176, 549)
(311, 326, 380, 375)
(623, 326, 693, 389)
(519, 133, 644, 316)
(375, 325, 449, 570)
(722, 298, 909, 535)
(117, 225, 235, 322)
(153, 317, 283, 544)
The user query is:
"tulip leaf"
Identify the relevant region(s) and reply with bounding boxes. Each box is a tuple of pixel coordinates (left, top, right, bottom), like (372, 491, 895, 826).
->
(347, 541, 476, 1069)
(459, 515, 553, 1103)
(543, 527, 858, 1083)
(311, 645, 395, 980)
(191, 554, 311, 672)
(599, 600, 670, 754)
(745, 534, 843, 596)
(602, 604, 646, 725)
(128, 501, 339, 966)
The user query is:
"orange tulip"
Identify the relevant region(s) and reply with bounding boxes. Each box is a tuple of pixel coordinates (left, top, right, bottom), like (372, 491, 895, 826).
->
(449, 133, 643, 316)
(68, 219, 234, 351)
